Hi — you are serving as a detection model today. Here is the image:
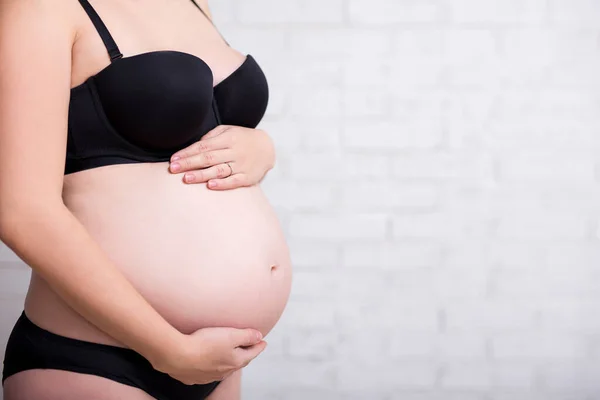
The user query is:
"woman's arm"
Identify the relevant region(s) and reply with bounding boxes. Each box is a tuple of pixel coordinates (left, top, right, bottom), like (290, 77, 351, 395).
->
(0, 0, 185, 366)
(0, 0, 265, 383)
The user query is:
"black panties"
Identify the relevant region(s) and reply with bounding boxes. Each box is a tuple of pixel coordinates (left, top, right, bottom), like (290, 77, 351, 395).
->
(2, 311, 220, 400)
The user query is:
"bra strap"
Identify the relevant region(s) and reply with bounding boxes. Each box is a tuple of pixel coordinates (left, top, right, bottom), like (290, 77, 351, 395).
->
(190, 0, 211, 22)
(78, 0, 123, 62)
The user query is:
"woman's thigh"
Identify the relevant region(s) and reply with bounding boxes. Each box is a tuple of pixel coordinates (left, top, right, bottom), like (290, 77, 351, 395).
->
(3, 369, 154, 400)
(205, 370, 241, 400)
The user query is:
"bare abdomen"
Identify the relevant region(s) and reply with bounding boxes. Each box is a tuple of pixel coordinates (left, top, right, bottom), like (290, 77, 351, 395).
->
(24, 162, 292, 347)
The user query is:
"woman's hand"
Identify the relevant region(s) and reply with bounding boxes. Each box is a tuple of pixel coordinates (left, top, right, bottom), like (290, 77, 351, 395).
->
(168, 125, 275, 190)
(151, 327, 267, 385)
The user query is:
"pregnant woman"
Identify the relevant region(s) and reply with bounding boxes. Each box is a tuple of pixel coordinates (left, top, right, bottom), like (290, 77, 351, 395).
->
(0, 0, 292, 399)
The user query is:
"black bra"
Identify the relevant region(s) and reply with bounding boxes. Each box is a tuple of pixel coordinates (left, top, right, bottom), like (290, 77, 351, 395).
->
(66, 0, 269, 174)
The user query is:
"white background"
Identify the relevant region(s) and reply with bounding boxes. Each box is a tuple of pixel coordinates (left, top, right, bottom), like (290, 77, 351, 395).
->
(2, 0, 600, 399)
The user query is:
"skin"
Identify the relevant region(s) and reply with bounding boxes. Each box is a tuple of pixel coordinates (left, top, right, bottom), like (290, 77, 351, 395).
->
(169, 124, 275, 190)
(0, 0, 291, 399)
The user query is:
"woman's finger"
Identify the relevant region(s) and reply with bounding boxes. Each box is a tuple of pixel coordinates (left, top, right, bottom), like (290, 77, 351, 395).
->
(233, 340, 267, 367)
(195, 132, 232, 152)
(170, 126, 232, 162)
(182, 162, 235, 184)
(207, 173, 249, 190)
(201, 125, 232, 140)
(169, 149, 232, 173)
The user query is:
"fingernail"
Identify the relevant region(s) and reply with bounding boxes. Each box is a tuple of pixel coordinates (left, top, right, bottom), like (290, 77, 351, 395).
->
(170, 163, 181, 173)
(256, 332, 263, 341)
(208, 180, 217, 188)
(171, 155, 180, 162)
(184, 174, 195, 183)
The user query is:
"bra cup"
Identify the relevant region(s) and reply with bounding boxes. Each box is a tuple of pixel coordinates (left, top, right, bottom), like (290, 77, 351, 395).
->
(65, 53, 270, 175)
(214, 55, 269, 129)
(67, 0, 272, 175)
(94, 52, 214, 151)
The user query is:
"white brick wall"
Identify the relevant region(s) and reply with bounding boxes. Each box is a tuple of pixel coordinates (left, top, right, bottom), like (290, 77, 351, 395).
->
(2, 0, 600, 399)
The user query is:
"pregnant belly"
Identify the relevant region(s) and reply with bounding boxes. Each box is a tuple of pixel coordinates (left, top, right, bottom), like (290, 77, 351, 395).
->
(24, 162, 292, 347)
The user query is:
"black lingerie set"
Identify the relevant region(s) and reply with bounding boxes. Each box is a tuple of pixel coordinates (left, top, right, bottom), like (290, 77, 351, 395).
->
(2, 0, 269, 398)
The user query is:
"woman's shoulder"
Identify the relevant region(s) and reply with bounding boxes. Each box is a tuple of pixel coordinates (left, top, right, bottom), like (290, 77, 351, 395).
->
(0, 0, 79, 43)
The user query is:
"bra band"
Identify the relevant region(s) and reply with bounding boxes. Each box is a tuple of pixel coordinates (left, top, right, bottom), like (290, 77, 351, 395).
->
(78, 0, 123, 62)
